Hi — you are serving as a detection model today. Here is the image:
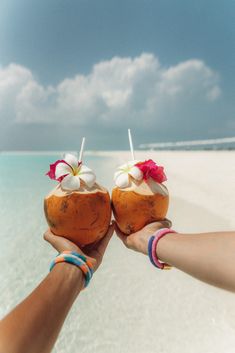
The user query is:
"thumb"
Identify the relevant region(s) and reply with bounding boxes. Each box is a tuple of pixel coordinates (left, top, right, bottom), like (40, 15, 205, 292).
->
(43, 229, 81, 253)
(96, 222, 115, 255)
(160, 218, 172, 228)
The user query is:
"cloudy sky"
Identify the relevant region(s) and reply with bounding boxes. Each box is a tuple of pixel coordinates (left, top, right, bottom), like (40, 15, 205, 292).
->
(0, 0, 234, 150)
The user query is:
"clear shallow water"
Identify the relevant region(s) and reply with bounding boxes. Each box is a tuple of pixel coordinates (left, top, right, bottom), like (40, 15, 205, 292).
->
(0, 152, 235, 353)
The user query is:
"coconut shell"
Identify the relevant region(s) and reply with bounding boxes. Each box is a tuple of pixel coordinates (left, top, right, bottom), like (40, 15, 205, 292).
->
(44, 183, 111, 246)
(112, 178, 169, 234)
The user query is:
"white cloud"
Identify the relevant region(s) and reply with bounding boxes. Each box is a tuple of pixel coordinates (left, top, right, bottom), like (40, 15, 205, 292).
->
(0, 53, 221, 128)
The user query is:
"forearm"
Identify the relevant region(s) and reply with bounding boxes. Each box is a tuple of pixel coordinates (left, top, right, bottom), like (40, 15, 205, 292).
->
(0, 263, 84, 353)
(157, 231, 235, 292)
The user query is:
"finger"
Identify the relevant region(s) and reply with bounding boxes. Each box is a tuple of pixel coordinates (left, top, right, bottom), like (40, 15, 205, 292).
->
(43, 228, 57, 246)
(114, 222, 129, 246)
(145, 219, 172, 231)
(43, 229, 82, 253)
(43, 228, 65, 252)
(96, 222, 115, 255)
(161, 218, 172, 228)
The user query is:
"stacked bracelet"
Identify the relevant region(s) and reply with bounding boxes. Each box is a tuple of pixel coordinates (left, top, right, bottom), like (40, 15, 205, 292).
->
(50, 251, 94, 287)
(148, 228, 177, 270)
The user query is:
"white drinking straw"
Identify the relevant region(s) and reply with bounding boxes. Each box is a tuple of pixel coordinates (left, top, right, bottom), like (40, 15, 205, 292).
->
(79, 137, 86, 162)
(128, 128, 135, 161)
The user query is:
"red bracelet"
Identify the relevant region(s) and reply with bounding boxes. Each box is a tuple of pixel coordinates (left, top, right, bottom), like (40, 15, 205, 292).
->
(151, 228, 177, 270)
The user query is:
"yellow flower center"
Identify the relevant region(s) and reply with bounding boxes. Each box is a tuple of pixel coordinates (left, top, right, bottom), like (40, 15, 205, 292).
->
(72, 166, 80, 176)
(122, 166, 131, 173)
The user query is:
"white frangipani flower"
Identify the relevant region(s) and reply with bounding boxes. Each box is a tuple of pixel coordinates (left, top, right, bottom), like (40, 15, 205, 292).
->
(114, 160, 143, 188)
(55, 153, 96, 191)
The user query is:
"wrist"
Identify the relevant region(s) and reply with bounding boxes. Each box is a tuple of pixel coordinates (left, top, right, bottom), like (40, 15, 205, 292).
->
(50, 251, 94, 288)
(51, 262, 85, 291)
(157, 232, 178, 264)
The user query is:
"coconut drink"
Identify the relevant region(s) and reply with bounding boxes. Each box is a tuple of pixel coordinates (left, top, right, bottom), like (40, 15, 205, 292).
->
(44, 139, 111, 246)
(112, 130, 169, 234)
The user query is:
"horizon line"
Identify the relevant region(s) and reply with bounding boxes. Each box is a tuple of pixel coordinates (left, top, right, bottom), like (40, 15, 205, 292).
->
(139, 136, 235, 148)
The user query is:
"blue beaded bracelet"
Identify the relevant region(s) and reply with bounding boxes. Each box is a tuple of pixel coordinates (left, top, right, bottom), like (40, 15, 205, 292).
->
(57, 252, 94, 279)
(50, 252, 94, 287)
(148, 236, 159, 268)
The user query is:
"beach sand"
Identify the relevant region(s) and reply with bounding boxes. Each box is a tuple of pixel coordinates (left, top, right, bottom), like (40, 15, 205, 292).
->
(0, 151, 235, 353)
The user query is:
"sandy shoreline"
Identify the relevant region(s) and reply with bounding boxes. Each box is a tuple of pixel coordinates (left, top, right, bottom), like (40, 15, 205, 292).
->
(0, 151, 235, 353)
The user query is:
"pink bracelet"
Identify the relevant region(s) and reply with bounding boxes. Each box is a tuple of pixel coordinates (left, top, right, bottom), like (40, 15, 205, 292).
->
(151, 228, 177, 270)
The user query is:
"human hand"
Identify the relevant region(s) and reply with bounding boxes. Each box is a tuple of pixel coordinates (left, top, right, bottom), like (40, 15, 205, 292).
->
(115, 219, 172, 255)
(44, 222, 115, 272)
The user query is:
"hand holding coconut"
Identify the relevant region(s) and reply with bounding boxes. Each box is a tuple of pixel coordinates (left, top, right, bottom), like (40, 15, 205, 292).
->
(115, 220, 172, 255)
(44, 223, 114, 272)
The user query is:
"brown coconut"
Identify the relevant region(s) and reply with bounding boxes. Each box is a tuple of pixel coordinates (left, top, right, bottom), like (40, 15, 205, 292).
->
(112, 177, 169, 234)
(44, 182, 111, 246)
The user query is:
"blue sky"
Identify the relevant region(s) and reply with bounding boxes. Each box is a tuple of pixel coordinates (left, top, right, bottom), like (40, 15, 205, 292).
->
(0, 0, 234, 150)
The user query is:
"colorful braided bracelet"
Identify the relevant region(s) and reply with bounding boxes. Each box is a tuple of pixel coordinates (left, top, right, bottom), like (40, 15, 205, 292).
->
(148, 228, 177, 270)
(50, 251, 94, 287)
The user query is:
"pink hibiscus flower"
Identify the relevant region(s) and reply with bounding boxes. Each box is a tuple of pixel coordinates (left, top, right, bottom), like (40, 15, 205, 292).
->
(135, 159, 167, 183)
(46, 159, 70, 182)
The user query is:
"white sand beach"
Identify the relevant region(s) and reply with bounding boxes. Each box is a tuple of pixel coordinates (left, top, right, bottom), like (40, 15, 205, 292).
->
(0, 151, 235, 353)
